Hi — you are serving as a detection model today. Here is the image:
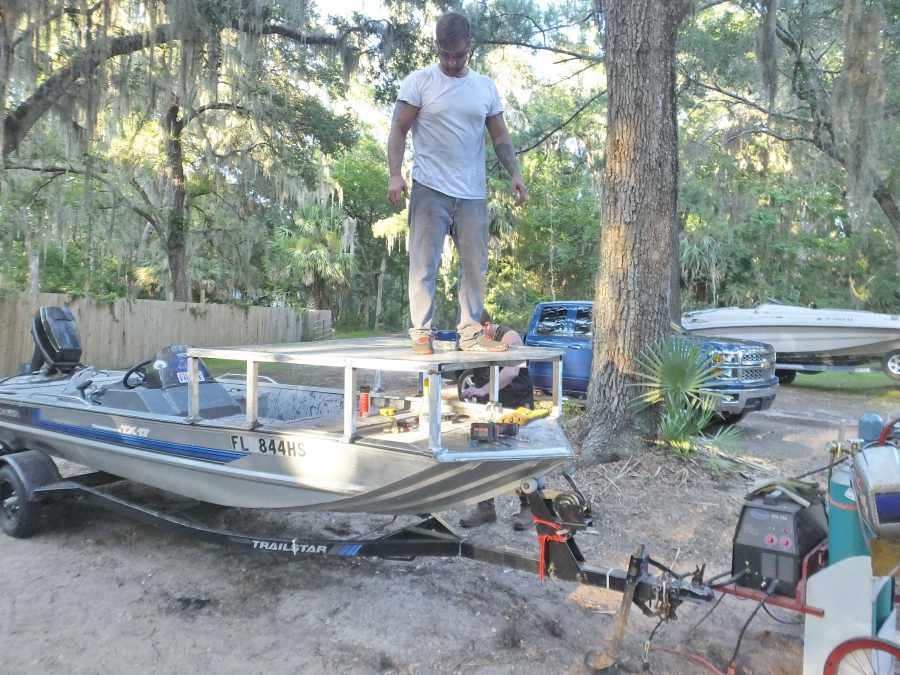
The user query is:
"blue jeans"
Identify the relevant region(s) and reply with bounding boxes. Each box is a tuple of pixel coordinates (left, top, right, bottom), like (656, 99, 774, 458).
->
(407, 181, 488, 346)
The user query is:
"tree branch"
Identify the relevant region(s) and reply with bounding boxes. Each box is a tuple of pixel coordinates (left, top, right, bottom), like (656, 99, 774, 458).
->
(480, 39, 602, 63)
(4, 21, 344, 158)
(518, 89, 607, 156)
(687, 78, 811, 124)
(184, 102, 251, 126)
(12, 1, 104, 49)
(5, 163, 161, 233)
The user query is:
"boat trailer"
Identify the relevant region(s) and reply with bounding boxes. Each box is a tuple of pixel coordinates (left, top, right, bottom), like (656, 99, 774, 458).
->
(3, 441, 900, 673)
(1, 448, 714, 671)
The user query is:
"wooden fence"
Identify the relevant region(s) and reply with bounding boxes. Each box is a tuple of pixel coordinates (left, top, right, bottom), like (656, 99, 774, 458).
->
(0, 293, 332, 373)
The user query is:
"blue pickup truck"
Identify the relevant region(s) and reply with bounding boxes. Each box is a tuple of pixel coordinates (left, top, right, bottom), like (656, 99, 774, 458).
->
(524, 301, 779, 422)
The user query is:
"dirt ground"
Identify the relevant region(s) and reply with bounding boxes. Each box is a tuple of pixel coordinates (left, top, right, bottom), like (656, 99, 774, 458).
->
(0, 373, 896, 675)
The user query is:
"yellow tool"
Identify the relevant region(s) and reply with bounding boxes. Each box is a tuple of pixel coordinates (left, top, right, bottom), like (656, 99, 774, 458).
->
(379, 407, 397, 417)
(498, 406, 549, 426)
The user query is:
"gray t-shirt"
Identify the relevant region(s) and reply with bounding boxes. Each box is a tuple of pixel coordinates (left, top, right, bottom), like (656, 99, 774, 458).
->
(397, 64, 503, 200)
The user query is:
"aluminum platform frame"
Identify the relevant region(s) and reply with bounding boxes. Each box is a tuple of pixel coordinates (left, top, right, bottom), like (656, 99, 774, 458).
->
(185, 338, 566, 454)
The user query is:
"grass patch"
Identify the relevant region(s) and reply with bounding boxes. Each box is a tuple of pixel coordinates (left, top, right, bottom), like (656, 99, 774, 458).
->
(203, 358, 301, 381)
(332, 327, 393, 339)
(789, 370, 900, 398)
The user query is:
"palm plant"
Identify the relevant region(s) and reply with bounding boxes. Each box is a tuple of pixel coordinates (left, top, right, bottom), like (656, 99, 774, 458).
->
(633, 338, 737, 455)
(273, 204, 355, 310)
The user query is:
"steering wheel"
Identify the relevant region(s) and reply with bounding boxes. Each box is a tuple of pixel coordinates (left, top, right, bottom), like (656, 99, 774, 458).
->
(122, 359, 154, 389)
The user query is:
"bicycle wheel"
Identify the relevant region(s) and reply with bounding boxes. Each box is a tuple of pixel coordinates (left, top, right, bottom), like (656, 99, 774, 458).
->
(822, 637, 900, 675)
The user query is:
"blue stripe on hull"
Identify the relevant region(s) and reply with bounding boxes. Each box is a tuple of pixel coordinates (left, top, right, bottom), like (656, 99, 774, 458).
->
(34, 410, 244, 464)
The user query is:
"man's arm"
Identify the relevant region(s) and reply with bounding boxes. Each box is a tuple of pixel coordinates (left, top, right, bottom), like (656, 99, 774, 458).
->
(486, 113, 528, 206)
(463, 330, 524, 396)
(495, 329, 524, 388)
(387, 102, 420, 207)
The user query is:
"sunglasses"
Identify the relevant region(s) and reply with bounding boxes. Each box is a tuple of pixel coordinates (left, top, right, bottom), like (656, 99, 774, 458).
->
(436, 43, 472, 62)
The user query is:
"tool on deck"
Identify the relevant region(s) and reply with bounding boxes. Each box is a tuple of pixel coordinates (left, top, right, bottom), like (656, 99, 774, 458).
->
(469, 421, 519, 443)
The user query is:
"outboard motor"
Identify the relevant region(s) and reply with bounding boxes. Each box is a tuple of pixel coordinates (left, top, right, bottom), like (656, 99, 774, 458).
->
(30, 306, 82, 374)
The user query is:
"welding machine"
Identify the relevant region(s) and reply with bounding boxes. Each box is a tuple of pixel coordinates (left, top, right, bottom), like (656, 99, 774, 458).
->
(731, 487, 828, 596)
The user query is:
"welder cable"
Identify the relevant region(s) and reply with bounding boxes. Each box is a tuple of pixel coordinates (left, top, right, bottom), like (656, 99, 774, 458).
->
(761, 603, 803, 626)
(704, 568, 739, 586)
(709, 568, 749, 590)
(727, 583, 777, 671)
(641, 617, 667, 673)
(790, 456, 848, 481)
(686, 592, 726, 640)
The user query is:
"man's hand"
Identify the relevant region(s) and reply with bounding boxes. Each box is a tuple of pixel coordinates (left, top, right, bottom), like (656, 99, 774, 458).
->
(461, 385, 487, 400)
(511, 174, 528, 206)
(387, 175, 408, 208)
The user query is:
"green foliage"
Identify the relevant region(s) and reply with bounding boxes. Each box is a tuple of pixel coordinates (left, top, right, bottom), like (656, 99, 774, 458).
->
(633, 339, 720, 450)
(3, 0, 900, 342)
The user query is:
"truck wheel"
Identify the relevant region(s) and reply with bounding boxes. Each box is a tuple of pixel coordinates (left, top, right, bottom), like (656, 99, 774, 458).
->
(0, 466, 38, 539)
(775, 370, 796, 385)
(882, 351, 900, 380)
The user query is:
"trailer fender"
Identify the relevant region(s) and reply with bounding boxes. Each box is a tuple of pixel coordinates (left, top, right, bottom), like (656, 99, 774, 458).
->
(0, 450, 61, 501)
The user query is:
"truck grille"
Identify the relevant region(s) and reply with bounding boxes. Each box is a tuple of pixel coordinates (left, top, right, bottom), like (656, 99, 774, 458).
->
(738, 349, 775, 383)
(741, 368, 767, 382)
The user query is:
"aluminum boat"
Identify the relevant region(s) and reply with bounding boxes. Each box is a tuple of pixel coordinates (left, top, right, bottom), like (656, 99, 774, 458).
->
(0, 307, 571, 514)
(682, 303, 900, 369)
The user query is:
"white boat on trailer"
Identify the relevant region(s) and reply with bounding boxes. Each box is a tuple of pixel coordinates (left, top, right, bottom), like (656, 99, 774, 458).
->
(682, 302, 900, 379)
(0, 307, 571, 514)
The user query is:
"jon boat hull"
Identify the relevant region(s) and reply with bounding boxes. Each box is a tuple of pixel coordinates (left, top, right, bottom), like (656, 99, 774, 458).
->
(0, 397, 567, 514)
(683, 303, 900, 363)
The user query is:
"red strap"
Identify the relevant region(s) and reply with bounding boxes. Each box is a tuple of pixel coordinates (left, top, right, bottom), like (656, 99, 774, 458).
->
(532, 515, 568, 581)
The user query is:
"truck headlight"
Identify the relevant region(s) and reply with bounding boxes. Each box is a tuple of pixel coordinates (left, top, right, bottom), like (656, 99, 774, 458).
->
(711, 351, 740, 365)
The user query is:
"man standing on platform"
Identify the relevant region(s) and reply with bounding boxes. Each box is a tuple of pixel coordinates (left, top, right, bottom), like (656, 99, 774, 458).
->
(386, 11, 527, 355)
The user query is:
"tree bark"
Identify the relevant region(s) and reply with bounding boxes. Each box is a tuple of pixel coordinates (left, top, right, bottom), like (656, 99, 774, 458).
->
(874, 184, 900, 276)
(375, 254, 386, 329)
(163, 99, 190, 302)
(24, 226, 40, 295)
(671, 212, 683, 323)
(579, 0, 692, 461)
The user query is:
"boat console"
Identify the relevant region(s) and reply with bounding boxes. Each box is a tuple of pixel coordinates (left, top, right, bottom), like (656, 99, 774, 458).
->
(95, 345, 242, 419)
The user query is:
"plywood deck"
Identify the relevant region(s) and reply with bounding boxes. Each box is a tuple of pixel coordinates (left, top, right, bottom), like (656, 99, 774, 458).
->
(188, 336, 564, 373)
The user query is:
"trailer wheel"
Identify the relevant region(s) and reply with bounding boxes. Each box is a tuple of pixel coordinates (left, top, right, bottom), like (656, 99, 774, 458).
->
(776, 369, 796, 385)
(0, 465, 38, 539)
(882, 351, 900, 380)
(822, 636, 900, 675)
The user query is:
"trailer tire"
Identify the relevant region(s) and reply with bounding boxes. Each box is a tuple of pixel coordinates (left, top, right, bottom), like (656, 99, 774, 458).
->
(0, 465, 38, 538)
(775, 369, 796, 385)
(882, 350, 900, 380)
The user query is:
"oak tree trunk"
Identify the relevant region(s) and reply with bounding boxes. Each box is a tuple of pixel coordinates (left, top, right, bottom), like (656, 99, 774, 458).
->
(375, 254, 387, 329)
(579, 0, 692, 461)
(163, 99, 190, 302)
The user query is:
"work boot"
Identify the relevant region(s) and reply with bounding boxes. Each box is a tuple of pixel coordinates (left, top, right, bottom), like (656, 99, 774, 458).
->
(460, 334, 508, 352)
(411, 335, 433, 355)
(459, 499, 497, 528)
(512, 496, 532, 531)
